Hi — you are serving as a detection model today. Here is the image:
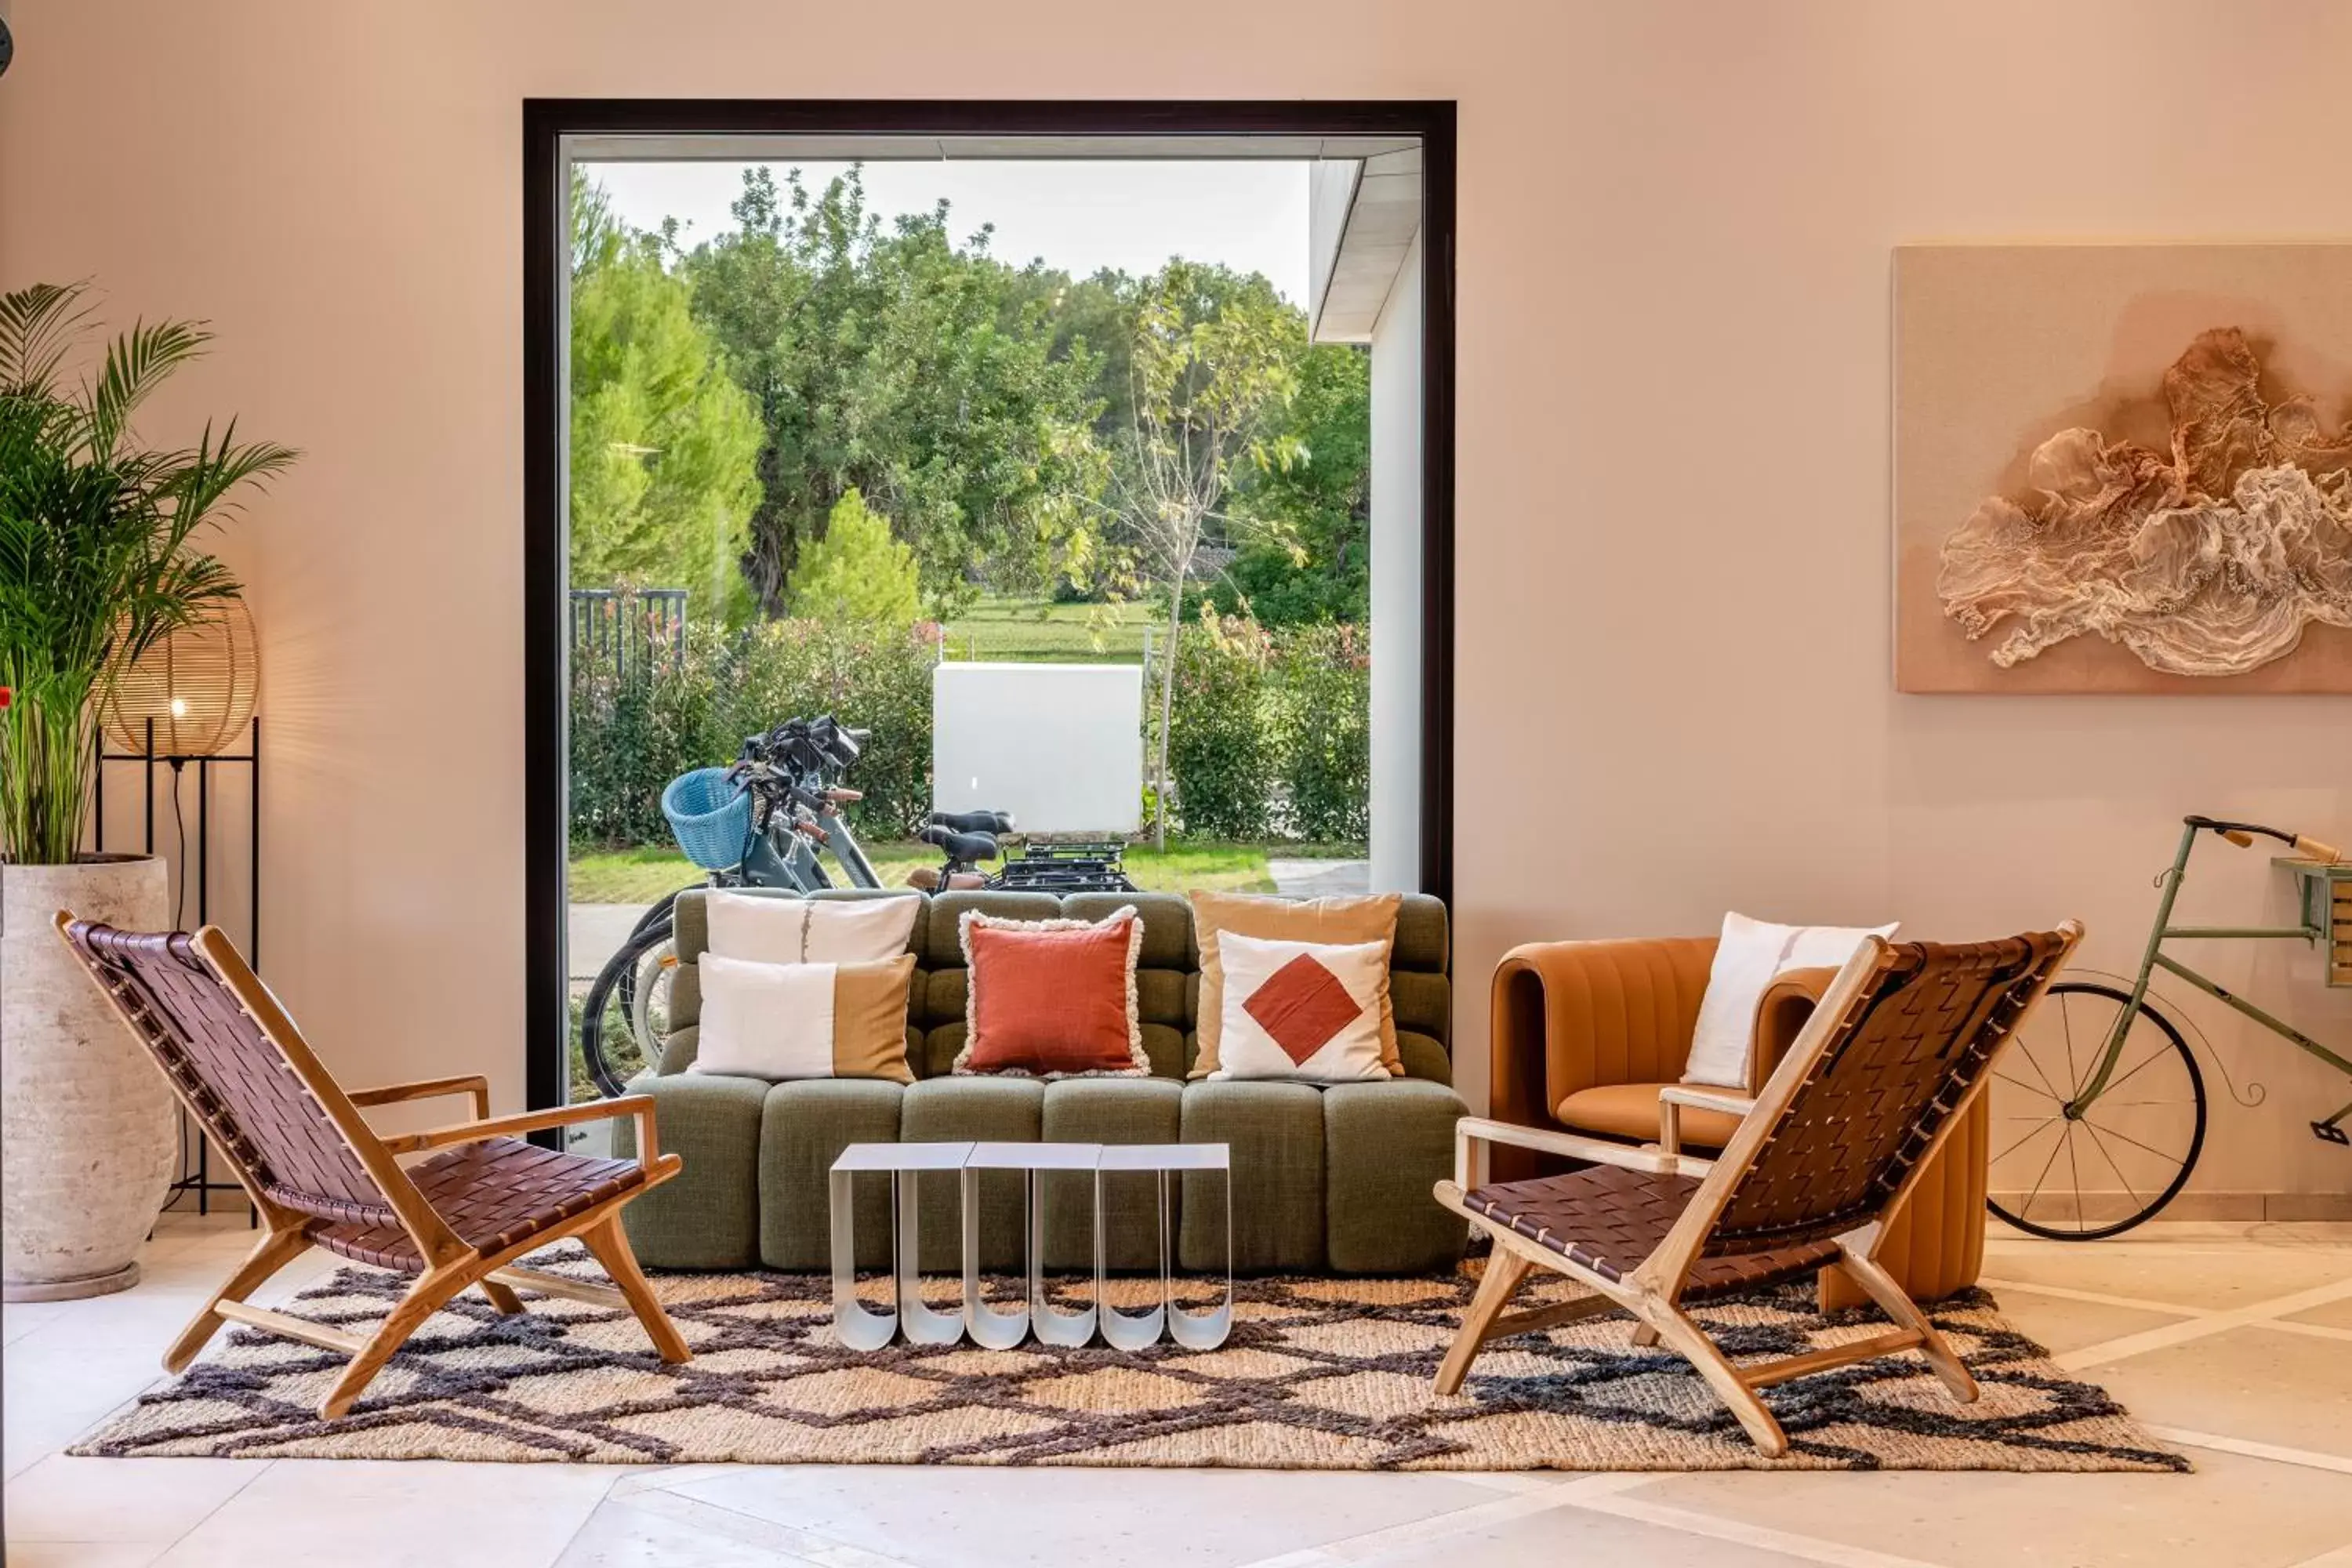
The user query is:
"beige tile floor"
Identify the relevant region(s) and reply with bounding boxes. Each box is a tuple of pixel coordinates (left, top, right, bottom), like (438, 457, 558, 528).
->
(4, 1212, 2349, 1568)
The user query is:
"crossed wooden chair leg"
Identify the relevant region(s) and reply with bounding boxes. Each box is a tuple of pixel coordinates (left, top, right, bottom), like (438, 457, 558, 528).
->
(1433, 1192, 1983, 1459)
(167, 1204, 689, 1420)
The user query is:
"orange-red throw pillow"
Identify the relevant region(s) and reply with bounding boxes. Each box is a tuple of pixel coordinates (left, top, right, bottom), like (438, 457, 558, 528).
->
(953, 906, 1147, 1078)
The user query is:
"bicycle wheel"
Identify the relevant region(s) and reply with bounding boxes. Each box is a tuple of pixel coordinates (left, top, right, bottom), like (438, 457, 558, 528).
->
(579, 917, 673, 1099)
(611, 887, 687, 1026)
(1987, 982, 2206, 1240)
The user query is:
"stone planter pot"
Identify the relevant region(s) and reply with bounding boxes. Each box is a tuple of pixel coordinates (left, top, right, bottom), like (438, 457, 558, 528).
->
(2, 855, 177, 1301)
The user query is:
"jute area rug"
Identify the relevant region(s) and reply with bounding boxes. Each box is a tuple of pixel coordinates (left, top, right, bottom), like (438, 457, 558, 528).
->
(76, 1250, 2183, 1473)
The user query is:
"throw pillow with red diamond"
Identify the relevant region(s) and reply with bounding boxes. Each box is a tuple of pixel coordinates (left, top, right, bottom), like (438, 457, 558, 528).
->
(1211, 931, 1392, 1082)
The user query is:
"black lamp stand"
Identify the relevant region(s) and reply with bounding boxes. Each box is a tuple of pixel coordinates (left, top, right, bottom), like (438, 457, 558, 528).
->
(93, 715, 261, 1222)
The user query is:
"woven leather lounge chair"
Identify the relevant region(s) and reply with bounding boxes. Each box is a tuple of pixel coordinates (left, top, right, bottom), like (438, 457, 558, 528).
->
(56, 916, 691, 1418)
(1432, 923, 2079, 1456)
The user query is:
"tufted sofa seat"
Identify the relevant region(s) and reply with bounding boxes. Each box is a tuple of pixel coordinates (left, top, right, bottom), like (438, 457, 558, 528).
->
(615, 887, 1465, 1276)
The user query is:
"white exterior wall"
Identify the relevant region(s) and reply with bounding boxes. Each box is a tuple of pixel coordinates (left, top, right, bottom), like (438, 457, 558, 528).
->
(1367, 227, 1425, 894)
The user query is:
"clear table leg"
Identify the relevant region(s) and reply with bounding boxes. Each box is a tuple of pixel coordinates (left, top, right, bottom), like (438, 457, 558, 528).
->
(961, 1165, 1030, 1349)
(895, 1171, 965, 1346)
(1031, 1168, 1098, 1348)
(829, 1167, 897, 1351)
(1098, 1167, 1170, 1350)
(1168, 1164, 1232, 1349)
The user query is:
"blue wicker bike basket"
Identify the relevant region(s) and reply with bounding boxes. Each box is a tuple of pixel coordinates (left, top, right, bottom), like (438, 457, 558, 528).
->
(662, 768, 752, 871)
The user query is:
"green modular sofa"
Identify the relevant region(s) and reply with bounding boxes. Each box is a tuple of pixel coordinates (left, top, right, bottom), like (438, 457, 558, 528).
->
(615, 886, 1466, 1276)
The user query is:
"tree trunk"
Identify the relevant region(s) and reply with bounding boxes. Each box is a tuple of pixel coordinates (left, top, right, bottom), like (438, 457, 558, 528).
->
(1154, 568, 1188, 854)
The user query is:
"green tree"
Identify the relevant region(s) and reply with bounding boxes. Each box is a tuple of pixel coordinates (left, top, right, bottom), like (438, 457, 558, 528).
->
(1108, 260, 1304, 849)
(1211, 343, 1371, 624)
(786, 487, 920, 627)
(683, 167, 1105, 615)
(569, 177, 763, 622)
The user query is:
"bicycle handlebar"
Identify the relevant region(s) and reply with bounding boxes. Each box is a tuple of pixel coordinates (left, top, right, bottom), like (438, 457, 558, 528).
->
(2187, 815, 2344, 862)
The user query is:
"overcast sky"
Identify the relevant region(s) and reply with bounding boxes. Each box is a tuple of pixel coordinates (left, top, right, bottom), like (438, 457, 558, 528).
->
(587, 160, 1312, 305)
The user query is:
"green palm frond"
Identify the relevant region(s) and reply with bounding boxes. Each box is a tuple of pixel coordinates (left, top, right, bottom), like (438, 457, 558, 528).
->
(87, 318, 212, 458)
(0, 281, 95, 394)
(0, 282, 298, 864)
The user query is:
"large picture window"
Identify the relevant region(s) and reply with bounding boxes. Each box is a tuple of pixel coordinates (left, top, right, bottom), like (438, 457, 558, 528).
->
(525, 102, 1454, 1114)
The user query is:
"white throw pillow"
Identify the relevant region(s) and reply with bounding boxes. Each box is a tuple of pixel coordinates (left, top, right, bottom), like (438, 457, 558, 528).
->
(804, 895, 920, 964)
(706, 891, 811, 964)
(1682, 913, 1899, 1089)
(1210, 931, 1392, 1083)
(691, 953, 837, 1079)
(705, 891, 918, 965)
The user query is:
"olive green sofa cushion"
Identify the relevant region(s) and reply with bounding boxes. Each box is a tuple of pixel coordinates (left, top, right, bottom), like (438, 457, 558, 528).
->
(619, 885, 1463, 1276)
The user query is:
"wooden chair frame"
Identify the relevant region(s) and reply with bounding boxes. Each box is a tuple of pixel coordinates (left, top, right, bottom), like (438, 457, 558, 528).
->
(1432, 922, 2080, 1456)
(59, 916, 689, 1419)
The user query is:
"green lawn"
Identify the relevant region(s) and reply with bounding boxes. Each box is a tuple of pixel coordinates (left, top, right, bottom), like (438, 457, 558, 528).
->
(938, 595, 1154, 663)
(569, 838, 1363, 906)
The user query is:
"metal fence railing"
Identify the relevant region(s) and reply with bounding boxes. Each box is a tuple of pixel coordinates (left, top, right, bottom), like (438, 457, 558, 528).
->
(569, 588, 688, 679)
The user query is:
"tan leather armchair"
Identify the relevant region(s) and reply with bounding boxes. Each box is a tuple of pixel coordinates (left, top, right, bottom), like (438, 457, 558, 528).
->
(1490, 937, 1989, 1307)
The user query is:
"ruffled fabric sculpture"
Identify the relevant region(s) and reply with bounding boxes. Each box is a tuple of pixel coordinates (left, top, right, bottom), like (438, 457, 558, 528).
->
(1939, 328, 2352, 676)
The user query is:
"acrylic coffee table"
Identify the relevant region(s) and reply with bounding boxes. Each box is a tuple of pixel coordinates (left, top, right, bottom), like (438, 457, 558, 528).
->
(828, 1140, 1230, 1351)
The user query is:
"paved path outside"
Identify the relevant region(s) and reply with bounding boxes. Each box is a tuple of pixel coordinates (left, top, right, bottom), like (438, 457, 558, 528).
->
(569, 903, 646, 981)
(1268, 858, 1371, 896)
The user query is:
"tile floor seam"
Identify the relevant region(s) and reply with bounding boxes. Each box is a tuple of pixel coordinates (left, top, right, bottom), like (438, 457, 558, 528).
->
(151, 1457, 278, 1559)
(2055, 1276, 2352, 1370)
(628, 1486, 929, 1568)
(539, 1467, 633, 1568)
(2246, 1317, 2352, 1345)
(1562, 1490, 1952, 1568)
(1977, 1276, 2214, 1318)
(1231, 1473, 1657, 1568)
(2142, 1426, 2352, 1477)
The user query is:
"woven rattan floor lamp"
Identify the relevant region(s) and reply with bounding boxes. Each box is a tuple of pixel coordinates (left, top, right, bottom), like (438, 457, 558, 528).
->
(93, 595, 263, 1221)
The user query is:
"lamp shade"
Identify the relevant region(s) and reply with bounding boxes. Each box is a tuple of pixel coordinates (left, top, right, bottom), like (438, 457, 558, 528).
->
(102, 597, 259, 758)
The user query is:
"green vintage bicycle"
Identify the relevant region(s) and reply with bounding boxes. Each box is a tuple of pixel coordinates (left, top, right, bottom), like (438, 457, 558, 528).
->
(1987, 815, 2351, 1240)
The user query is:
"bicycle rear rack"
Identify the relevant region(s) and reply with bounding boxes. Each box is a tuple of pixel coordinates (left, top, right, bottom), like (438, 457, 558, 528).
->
(993, 839, 1136, 894)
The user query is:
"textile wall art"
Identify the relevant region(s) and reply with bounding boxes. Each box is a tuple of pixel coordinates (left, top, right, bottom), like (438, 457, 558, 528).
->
(1894, 245, 2352, 693)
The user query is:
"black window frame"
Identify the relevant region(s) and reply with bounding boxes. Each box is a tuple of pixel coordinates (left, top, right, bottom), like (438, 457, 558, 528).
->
(524, 98, 1456, 1113)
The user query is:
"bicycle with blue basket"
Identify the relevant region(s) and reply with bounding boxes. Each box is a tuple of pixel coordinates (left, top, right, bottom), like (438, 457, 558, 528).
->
(575, 713, 1034, 1098)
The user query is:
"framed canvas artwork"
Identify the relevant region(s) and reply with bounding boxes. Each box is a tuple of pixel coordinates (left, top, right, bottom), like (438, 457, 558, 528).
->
(1894, 244, 2352, 693)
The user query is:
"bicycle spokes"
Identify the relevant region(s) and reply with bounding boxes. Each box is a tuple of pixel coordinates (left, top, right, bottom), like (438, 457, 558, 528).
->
(1987, 982, 2207, 1240)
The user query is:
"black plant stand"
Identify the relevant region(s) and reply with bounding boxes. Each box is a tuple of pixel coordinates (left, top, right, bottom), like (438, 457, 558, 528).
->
(94, 717, 261, 1224)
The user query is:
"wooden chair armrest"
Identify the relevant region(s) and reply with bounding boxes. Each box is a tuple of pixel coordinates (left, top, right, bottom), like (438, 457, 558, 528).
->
(347, 1075, 492, 1118)
(1453, 1116, 1714, 1188)
(380, 1096, 662, 1168)
(1657, 1085, 1756, 1156)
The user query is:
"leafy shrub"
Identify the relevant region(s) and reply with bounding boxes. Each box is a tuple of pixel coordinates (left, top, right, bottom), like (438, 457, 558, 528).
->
(785, 488, 922, 628)
(1274, 623, 1371, 842)
(1163, 609, 1279, 842)
(571, 599, 1369, 853)
(569, 612, 938, 849)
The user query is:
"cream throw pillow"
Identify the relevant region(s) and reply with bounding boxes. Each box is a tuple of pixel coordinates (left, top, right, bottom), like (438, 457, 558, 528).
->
(1681, 913, 1898, 1089)
(1189, 890, 1402, 1079)
(1210, 932, 1392, 1083)
(706, 891, 919, 965)
(690, 952, 916, 1083)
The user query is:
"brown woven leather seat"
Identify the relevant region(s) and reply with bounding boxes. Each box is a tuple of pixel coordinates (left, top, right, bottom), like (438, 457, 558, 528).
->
(304, 1140, 649, 1271)
(56, 915, 691, 1420)
(1461, 1167, 1838, 1298)
(1434, 923, 2082, 1457)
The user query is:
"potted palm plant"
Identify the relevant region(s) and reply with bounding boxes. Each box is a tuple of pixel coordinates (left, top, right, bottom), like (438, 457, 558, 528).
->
(0, 282, 295, 1299)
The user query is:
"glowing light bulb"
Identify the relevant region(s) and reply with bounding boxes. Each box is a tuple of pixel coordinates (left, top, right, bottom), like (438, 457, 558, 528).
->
(169, 697, 188, 718)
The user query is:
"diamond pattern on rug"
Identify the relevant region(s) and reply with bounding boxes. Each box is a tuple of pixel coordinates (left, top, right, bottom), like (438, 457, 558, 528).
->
(70, 1252, 2187, 1473)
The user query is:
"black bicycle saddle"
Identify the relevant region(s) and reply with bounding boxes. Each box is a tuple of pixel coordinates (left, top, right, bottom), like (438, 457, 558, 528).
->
(929, 808, 1016, 836)
(918, 823, 999, 862)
